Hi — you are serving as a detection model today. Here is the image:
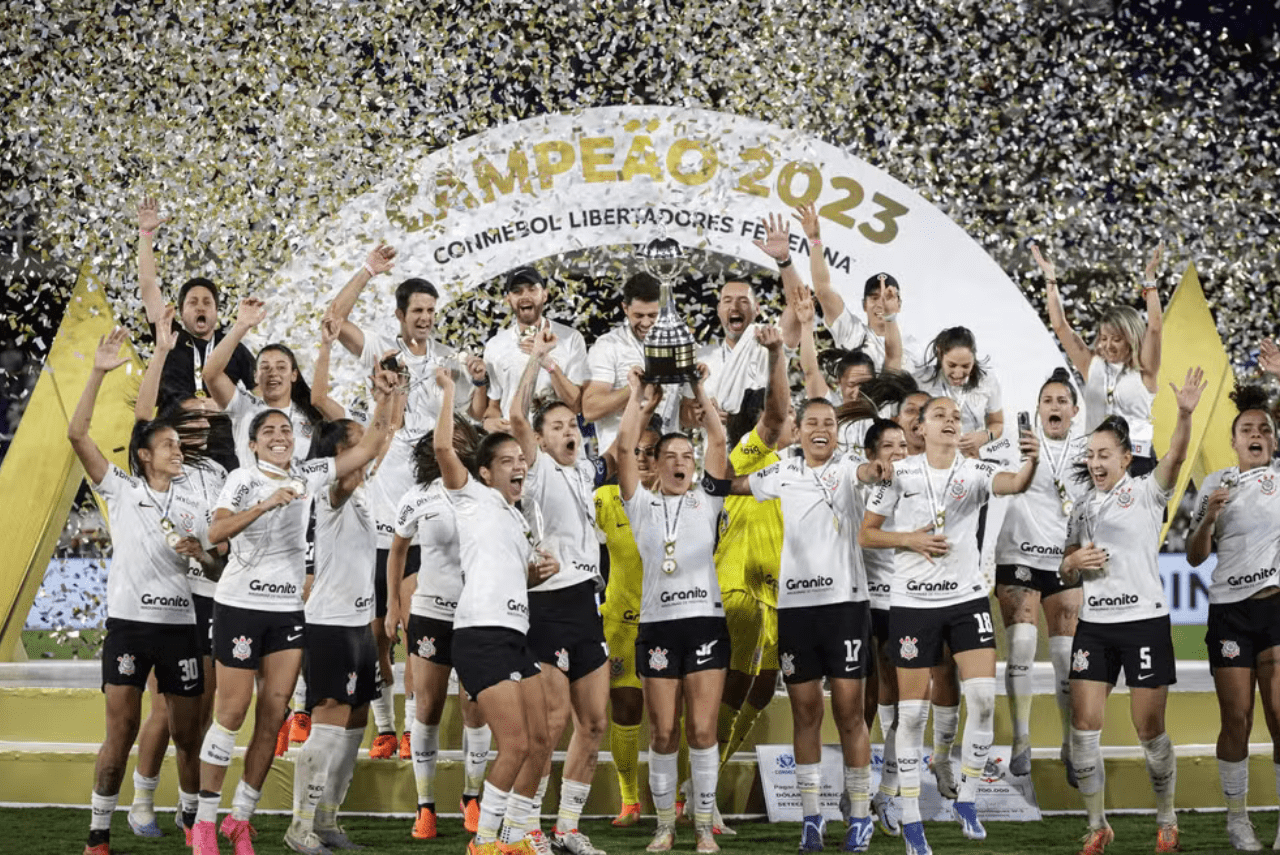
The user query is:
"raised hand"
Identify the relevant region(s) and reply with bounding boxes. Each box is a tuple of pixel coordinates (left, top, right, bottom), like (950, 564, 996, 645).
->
(1143, 242, 1164, 282)
(752, 213, 791, 261)
(626, 364, 645, 394)
(94, 328, 131, 373)
(235, 297, 267, 330)
(531, 326, 558, 358)
(320, 308, 343, 346)
(464, 353, 488, 384)
(1260, 339, 1280, 378)
(754, 324, 783, 353)
(791, 202, 821, 240)
(434, 365, 455, 391)
(155, 306, 179, 352)
(794, 293, 816, 326)
(1170, 366, 1207, 414)
(138, 197, 167, 235)
(1029, 243, 1057, 283)
(365, 243, 397, 276)
(1018, 429, 1040, 463)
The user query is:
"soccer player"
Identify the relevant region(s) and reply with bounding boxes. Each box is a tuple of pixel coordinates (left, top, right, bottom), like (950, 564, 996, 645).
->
(912, 328, 1003, 460)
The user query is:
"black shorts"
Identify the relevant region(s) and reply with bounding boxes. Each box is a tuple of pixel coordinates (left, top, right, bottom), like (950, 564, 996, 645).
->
(778, 601, 872, 684)
(636, 616, 731, 679)
(889, 596, 997, 668)
(102, 618, 203, 697)
(452, 626, 541, 700)
(1206, 596, 1280, 671)
(1071, 616, 1176, 688)
(408, 614, 456, 667)
(193, 594, 215, 657)
(374, 545, 421, 619)
(211, 603, 306, 670)
(304, 623, 380, 709)
(528, 581, 609, 683)
(996, 564, 1081, 599)
(870, 607, 891, 647)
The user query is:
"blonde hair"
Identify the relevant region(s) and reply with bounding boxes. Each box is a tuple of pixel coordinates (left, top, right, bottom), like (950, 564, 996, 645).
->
(1095, 306, 1144, 370)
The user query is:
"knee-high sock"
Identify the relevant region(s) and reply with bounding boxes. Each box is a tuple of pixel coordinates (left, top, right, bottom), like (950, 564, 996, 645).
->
(556, 778, 592, 833)
(230, 780, 261, 823)
(317, 727, 362, 829)
(462, 725, 492, 798)
(931, 703, 959, 763)
(610, 723, 642, 804)
(796, 762, 822, 818)
(649, 749, 679, 827)
(403, 694, 417, 736)
(1005, 624, 1037, 752)
(877, 704, 899, 795)
(476, 781, 510, 844)
(895, 700, 929, 825)
(410, 720, 439, 807)
(1072, 728, 1106, 829)
(292, 674, 308, 713)
(958, 677, 996, 803)
(1048, 636, 1074, 746)
(676, 728, 690, 798)
(500, 793, 534, 844)
(295, 723, 341, 832)
(844, 764, 871, 819)
(689, 745, 718, 829)
(90, 790, 118, 831)
(130, 770, 159, 818)
(370, 682, 394, 734)
(1141, 733, 1177, 826)
(721, 702, 765, 767)
(1219, 758, 1249, 816)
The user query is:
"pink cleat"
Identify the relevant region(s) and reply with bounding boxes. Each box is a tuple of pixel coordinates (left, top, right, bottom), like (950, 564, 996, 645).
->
(219, 815, 257, 855)
(192, 820, 220, 855)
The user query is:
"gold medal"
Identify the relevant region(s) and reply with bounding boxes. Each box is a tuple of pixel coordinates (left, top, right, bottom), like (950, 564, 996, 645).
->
(161, 517, 181, 548)
(833, 515, 840, 533)
(935, 509, 946, 532)
(661, 558, 677, 574)
(287, 477, 308, 496)
(1062, 499, 1074, 516)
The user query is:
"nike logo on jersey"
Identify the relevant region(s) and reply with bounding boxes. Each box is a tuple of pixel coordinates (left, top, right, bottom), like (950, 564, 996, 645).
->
(287, 632, 303, 641)
(138, 502, 154, 508)
(903, 491, 920, 498)
(421, 512, 438, 521)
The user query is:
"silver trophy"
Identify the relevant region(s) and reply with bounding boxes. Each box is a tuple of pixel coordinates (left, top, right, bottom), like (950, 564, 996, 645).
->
(639, 238, 698, 385)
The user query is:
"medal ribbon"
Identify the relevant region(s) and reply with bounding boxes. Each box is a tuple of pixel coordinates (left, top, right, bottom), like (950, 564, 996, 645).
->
(921, 453, 962, 531)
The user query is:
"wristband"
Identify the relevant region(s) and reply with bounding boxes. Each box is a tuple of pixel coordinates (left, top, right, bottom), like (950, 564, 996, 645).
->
(363, 262, 376, 276)
(139, 229, 154, 237)
(810, 238, 823, 247)
(473, 376, 490, 387)
(1141, 285, 1158, 296)
(777, 256, 793, 269)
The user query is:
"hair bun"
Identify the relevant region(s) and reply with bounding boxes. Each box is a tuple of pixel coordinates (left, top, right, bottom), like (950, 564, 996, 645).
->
(1048, 367, 1072, 385)
(1099, 414, 1130, 438)
(1229, 383, 1271, 415)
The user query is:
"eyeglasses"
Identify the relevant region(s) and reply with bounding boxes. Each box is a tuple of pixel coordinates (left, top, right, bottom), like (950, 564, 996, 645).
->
(635, 445, 657, 458)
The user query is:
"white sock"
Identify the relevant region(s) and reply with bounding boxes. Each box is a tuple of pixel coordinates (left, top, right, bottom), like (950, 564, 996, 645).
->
(649, 749, 678, 826)
(689, 745, 718, 829)
(463, 724, 493, 796)
(178, 790, 198, 827)
(556, 778, 591, 834)
(1141, 733, 1177, 826)
(131, 770, 159, 817)
(403, 694, 417, 736)
(476, 781, 510, 844)
(292, 674, 308, 712)
(1219, 757, 1249, 815)
(896, 699, 929, 825)
(1005, 623, 1037, 753)
(844, 764, 871, 818)
(371, 682, 394, 734)
(1048, 635, 1074, 747)
(535, 773, 550, 814)
(932, 703, 959, 760)
(230, 780, 261, 822)
(196, 792, 219, 825)
(317, 727, 362, 828)
(958, 677, 996, 803)
(411, 720, 439, 806)
(90, 790, 118, 831)
(797, 762, 822, 818)
(1072, 728, 1106, 829)
(877, 704, 898, 795)
(501, 793, 535, 844)
(295, 723, 340, 832)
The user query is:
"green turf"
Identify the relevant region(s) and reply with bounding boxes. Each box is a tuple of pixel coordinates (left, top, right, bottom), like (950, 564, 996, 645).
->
(20, 628, 106, 659)
(1172, 624, 1210, 661)
(5, 807, 1271, 855)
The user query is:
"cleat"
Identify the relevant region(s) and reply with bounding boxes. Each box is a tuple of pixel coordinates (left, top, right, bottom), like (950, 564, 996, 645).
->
(84, 846, 111, 855)
(399, 730, 412, 760)
(525, 829, 553, 855)
(1226, 813, 1263, 852)
(192, 820, 220, 855)
(711, 802, 735, 836)
(799, 814, 825, 852)
(612, 802, 641, 827)
(843, 816, 874, 852)
(1156, 823, 1180, 853)
(129, 811, 164, 838)
(954, 801, 986, 841)
(902, 821, 932, 855)
(462, 797, 481, 834)
(498, 840, 537, 855)
(276, 715, 292, 757)
(315, 826, 363, 851)
(219, 815, 258, 855)
(469, 842, 502, 855)
(551, 829, 605, 855)
(368, 732, 397, 760)
(646, 823, 676, 853)
(929, 756, 957, 800)
(411, 806, 437, 839)
(871, 792, 901, 837)
(1009, 747, 1032, 777)
(695, 827, 719, 854)
(284, 823, 332, 855)
(1062, 744, 1078, 789)
(1078, 825, 1114, 855)
(289, 712, 312, 744)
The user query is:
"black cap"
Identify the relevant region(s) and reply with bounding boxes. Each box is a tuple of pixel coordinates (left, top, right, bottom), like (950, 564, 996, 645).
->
(863, 272, 899, 299)
(505, 265, 546, 292)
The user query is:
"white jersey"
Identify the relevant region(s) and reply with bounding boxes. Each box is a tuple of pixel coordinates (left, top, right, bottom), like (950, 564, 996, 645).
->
(483, 320, 589, 418)
(395, 480, 463, 621)
(912, 368, 1003, 437)
(1082, 355, 1155, 457)
(860, 482, 894, 611)
(586, 323, 683, 453)
(449, 475, 535, 633)
(92, 465, 200, 624)
(749, 455, 868, 609)
(213, 458, 335, 612)
(866, 453, 996, 609)
(223, 385, 315, 469)
(1192, 465, 1280, 604)
(825, 307, 920, 372)
(1066, 473, 1171, 623)
(624, 484, 724, 623)
(995, 432, 1088, 571)
(524, 452, 607, 592)
(172, 461, 227, 598)
(306, 483, 377, 627)
(359, 330, 474, 547)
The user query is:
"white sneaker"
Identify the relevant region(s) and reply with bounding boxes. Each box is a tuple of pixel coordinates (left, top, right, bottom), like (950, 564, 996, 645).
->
(284, 824, 333, 855)
(525, 829, 554, 855)
(646, 823, 676, 853)
(711, 802, 735, 836)
(552, 829, 606, 855)
(1226, 812, 1264, 852)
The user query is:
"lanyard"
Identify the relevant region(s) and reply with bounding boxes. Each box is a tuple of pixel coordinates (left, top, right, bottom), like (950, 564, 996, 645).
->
(258, 460, 307, 496)
(557, 465, 597, 528)
(1040, 429, 1077, 515)
(193, 337, 214, 398)
(1103, 362, 1122, 408)
(921, 454, 962, 532)
(141, 478, 180, 547)
(810, 457, 841, 531)
(1083, 476, 1127, 544)
(659, 491, 685, 574)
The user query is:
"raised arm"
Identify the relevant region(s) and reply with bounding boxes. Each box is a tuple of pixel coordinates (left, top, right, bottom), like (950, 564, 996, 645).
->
(137, 198, 169, 324)
(202, 298, 265, 408)
(333, 368, 402, 479)
(616, 367, 659, 501)
(135, 306, 177, 421)
(462, 354, 491, 421)
(509, 327, 558, 463)
(326, 243, 397, 357)
(311, 309, 350, 421)
(755, 324, 790, 448)
(792, 203, 842, 325)
(68, 329, 131, 485)
(992, 430, 1041, 495)
(793, 293, 831, 400)
(432, 367, 470, 489)
(1187, 486, 1229, 567)
(1032, 243, 1092, 379)
(754, 212, 806, 348)
(1153, 366, 1207, 492)
(1138, 243, 1164, 392)
(692, 368, 728, 480)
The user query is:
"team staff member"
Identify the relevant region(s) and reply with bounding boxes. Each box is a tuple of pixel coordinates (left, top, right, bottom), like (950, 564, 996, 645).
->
(617, 366, 730, 855)
(73, 329, 221, 855)
(993, 368, 1088, 782)
(861, 396, 1040, 855)
(190, 373, 396, 855)
(1060, 368, 1206, 855)
(433, 368, 558, 855)
(1187, 383, 1280, 853)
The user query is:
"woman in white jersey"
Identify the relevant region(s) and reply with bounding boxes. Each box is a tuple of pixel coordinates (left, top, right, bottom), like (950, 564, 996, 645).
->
(912, 327, 1003, 460)
(860, 396, 1039, 855)
(1187, 384, 1280, 853)
(1059, 368, 1205, 855)
(71, 329, 221, 855)
(1033, 243, 1164, 476)
(433, 368, 558, 855)
(993, 367, 1088, 783)
(385, 417, 491, 841)
(203, 297, 325, 467)
(617, 366, 729, 855)
(190, 372, 396, 855)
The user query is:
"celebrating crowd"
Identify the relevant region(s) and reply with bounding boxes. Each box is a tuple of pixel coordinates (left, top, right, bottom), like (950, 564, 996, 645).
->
(72, 199, 1280, 855)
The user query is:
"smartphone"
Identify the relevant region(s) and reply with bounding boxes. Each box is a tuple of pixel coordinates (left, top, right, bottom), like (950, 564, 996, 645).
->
(1017, 411, 1031, 435)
